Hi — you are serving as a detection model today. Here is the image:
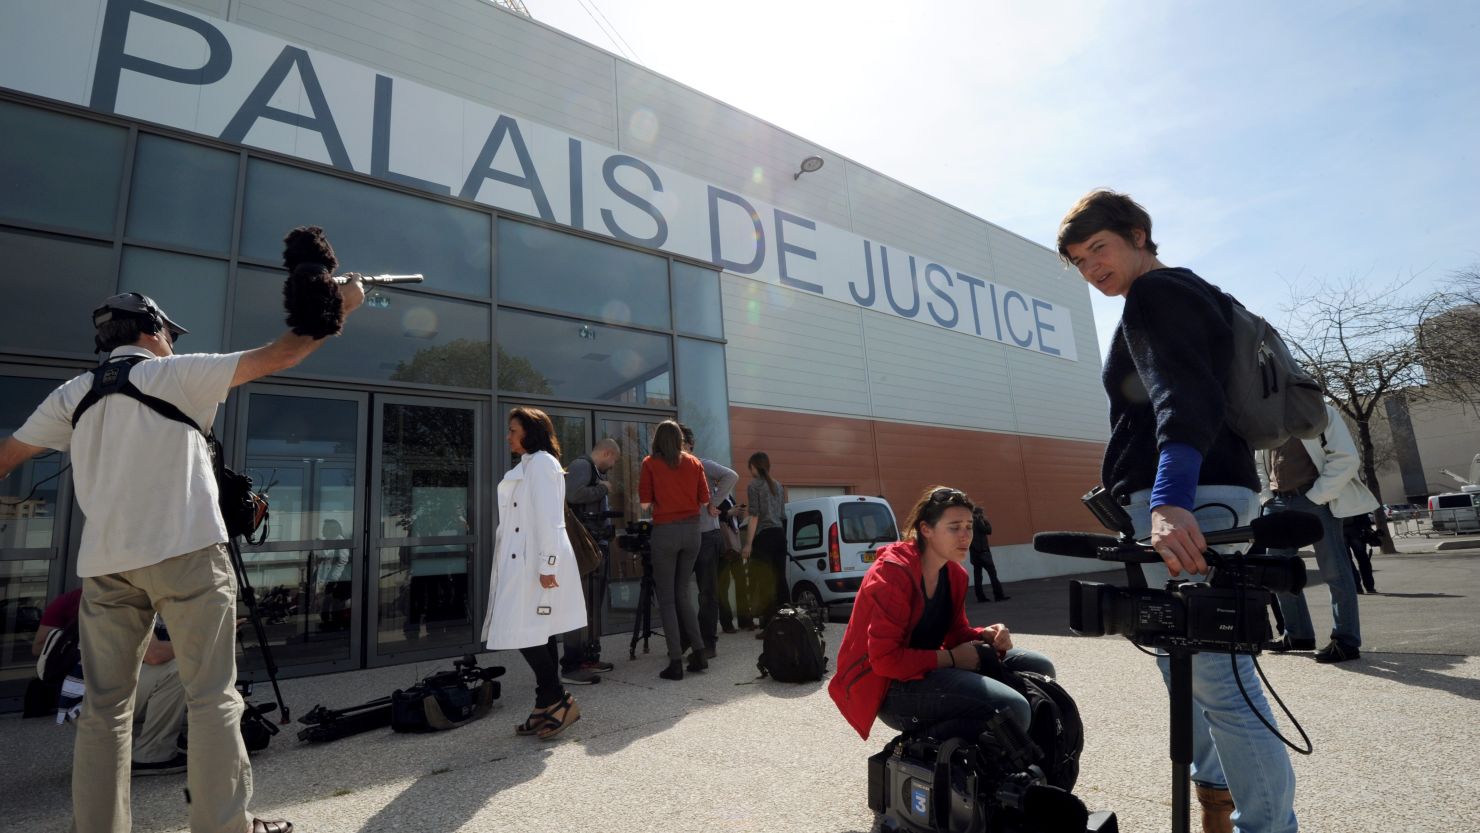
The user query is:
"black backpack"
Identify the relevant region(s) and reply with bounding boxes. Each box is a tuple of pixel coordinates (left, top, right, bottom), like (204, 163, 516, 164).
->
(1018, 671, 1084, 791)
(35, 619, 81, 684)
(757, 606, 828, 682)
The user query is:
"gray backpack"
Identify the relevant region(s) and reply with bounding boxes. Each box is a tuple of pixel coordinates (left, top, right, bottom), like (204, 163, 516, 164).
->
(1222, 296, 1328, 449)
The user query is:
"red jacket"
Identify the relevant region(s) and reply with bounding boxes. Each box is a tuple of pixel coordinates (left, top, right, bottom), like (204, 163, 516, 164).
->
(828, 540, 987, 739)
(638, 452, 710, 524)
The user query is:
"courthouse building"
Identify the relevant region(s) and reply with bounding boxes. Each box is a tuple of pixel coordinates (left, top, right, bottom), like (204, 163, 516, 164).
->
(0, 0, 1108, 704)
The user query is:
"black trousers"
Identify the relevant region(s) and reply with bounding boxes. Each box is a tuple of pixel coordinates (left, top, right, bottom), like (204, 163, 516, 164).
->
(1345, 535, 1377, 592)
(751, 526, 790, 625)
(972, 549, 1005, 600)
(695, 529, 723, 647)
(718, 554, 752, 628)
(519, 636, 565, 708)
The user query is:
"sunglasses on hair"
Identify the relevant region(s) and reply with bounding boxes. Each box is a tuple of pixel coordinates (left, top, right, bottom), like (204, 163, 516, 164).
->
(929, 488, 969, 504)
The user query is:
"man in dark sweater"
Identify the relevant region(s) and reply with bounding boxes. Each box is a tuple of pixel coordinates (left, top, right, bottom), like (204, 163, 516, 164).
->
(1058, 190, 1297, 833)
(560, 438, 622, 684)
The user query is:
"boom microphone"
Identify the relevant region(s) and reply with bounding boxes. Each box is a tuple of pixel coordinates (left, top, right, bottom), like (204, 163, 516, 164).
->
(333, 273, 424, 285)
(1205, 511, 1323, 550)
(1032, 532, 1124, 559)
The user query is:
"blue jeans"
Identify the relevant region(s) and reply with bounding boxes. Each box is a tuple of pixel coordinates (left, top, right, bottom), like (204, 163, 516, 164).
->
(1127, 485, 1298, 833)
(877, 648, 1055, 738)
(1264, 493, 1361, 648)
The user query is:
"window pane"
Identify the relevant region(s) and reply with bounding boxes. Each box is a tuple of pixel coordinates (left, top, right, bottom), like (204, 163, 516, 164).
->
(236, 548, 353, 669)
(497, 308, 671, 406)
(839, 503, 899, 543)
(0, 228, 116, 355)
(243, 393, 359, 543)
(231, 267, 492, 388)
(0, 560, 52, 685)
(1, 376, 66, 550)
(125, 134, 237, 253)
(676, 337, 730, 465)
(378, 403, 474, 541)
(241, 160, 491, 297)
(0, 101, 126, 234)
(374, 543, 474, 652)
(498, 220, 669, 329)
(119, 248, 228, 353)
(672, 262, 723, 338)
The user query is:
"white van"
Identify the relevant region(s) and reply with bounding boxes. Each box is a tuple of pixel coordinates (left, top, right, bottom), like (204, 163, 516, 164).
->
(1429, 487, 1480, 532)
(785, 495, 899, 615)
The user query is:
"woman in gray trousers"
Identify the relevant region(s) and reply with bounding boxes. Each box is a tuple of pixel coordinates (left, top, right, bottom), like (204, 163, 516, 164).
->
(637, 420, 712, 680)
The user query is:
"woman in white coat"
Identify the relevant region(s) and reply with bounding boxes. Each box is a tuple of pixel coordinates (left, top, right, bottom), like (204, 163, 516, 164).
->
(481, 406, 586, 739)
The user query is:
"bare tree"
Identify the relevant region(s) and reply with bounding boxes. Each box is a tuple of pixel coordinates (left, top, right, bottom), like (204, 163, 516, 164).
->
(1282, 267, 1480, 550)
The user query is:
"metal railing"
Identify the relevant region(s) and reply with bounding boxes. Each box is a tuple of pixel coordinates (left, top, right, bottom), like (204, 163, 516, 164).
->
(1385, 508, 1480, 537)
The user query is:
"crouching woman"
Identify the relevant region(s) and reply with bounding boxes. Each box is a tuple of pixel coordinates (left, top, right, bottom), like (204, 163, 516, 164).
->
(829, 486, 1054, 740)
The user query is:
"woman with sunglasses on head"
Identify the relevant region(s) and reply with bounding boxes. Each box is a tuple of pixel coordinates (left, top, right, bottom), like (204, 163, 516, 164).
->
(829, 486, 1055, 742)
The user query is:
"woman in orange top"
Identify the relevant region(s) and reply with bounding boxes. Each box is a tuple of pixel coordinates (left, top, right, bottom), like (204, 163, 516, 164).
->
(638, 420, 712, 680)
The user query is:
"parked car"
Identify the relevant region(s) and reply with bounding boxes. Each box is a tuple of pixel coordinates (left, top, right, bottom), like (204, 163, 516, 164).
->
(1429, 489, 1480, 532)
(1382, 503, 1420, 521)
(784, 495, 899, 618)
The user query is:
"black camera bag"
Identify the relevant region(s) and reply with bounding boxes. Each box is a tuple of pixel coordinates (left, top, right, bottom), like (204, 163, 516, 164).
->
(974, 647, 1084, 791)
(757, 605, 828, 682)
(391, 658, 503, 732)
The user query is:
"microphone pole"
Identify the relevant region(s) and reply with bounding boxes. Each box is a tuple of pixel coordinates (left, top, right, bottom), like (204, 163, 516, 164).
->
(333, 273, 425, 285)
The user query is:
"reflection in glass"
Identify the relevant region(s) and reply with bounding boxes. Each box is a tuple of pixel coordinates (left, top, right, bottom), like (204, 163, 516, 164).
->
(119, 248, 228, 353)
(512, 412, 587, 469)
(244, 394, 358, 543)
(676, 338, 733, 468)
(380, 404, 474, 540)
(498, 219, 669, 328)
(233, 267, 492, 387)
(235, 548, 352, 672)
(0, 100, 127, 235)
(497, 308, 672, 406)
(0, 229, 117, 356)
(0, 376, 65, 550)
(125, 134, 237, 252)
(0, 560, 50, 683)
(375, 544, 473, 651)
(597, 416, 664, 615)
(672, 262, 724, 338)
(242, 160, 492, 297)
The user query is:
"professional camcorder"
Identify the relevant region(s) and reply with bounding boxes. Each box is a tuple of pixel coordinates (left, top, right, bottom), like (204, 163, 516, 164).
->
(1034, 486, 1317, 654)
(578, 509, 623, 541)
(617, 519, 653, 555)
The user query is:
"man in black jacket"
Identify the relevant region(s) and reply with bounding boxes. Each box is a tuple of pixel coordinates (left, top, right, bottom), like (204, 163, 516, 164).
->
(561, 438, 621, 684)
(1058, 190, 1297, 833)
(969, 506, 1007, 602)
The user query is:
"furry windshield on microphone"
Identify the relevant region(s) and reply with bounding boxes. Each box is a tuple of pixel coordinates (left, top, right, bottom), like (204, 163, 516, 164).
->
(282, 226, 346, 339)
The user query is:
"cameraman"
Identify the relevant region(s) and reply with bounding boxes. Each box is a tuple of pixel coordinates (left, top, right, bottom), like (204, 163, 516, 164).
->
(0, 275, 364, 833)
(1058, 190, 1296, 833)
(561, 437, 621, 685)
(829, 486, 1053, 741)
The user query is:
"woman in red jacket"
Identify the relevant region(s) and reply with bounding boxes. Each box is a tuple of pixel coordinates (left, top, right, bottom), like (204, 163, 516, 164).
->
(638, 420, 712, 681)
(829, 486, 1053, 740)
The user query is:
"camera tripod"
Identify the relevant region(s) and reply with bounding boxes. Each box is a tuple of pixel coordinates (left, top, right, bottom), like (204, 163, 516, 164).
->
(226, 537, 290, 724)
(628, 548, 665, 659)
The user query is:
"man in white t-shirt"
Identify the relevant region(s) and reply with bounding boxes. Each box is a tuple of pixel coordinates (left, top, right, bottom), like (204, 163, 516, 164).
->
(0, 283, 363, 833)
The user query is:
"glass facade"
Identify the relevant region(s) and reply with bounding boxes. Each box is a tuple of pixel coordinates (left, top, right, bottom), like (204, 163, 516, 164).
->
(0, 94, 728, 699)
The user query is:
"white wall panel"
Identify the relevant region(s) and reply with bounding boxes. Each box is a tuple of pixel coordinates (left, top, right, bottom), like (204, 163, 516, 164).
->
(843, 160, 998, 280)
(1003, 345, 1110, 442)
(613, 63, 853, 230)
(232, 0, 619, 143)
(860, 310, 1018, 433)
(721, 275, 871, 417)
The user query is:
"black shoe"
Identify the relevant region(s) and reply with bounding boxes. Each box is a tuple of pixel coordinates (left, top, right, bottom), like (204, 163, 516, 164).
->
(1314, 641, 1360, 664)
(704, 645, 717, 659)
(560, 668, 601, 685)
(131, 751, 188, 777)
(975, 594, 988, 603)
(721, 624, 738, 634)
(1355, 587, 1365, 594)
(1365, 586, 1378, 594)
(994, 595, 1010, 602)
(686, 651, 709, 672)
(580, 659, 615, 673)
(1272, 635, 1318, 652)
(659, 660, 684, 680)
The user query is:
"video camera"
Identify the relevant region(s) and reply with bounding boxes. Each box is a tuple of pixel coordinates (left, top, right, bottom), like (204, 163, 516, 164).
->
(617, 519, 653, 556)
(1033, 487, 1317, 654)
(577, 509, 623, 541)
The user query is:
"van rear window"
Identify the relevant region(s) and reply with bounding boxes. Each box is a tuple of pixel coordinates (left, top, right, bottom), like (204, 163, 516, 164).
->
(1435, 495, 1476, 509)
(839, 503, 898, 544)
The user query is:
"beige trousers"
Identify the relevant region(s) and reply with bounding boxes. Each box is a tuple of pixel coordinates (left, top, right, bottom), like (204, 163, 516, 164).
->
(131, 659, 186, 764)
(73, 543, 252, 833)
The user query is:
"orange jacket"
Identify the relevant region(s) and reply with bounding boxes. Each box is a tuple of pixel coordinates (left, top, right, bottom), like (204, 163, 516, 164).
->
(828, 540, 986, 739)
(638, 452, 710, 524)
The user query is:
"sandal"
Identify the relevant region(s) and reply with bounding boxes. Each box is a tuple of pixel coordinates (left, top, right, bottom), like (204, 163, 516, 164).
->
(515, 701, 560, 736)
(251, 819, 294, 833)
(536, 693, 581, 740)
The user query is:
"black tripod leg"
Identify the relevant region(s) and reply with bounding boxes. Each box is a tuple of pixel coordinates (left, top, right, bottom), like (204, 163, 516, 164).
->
(227, 538, 290, 724)
(1169, 650, 1193, 833)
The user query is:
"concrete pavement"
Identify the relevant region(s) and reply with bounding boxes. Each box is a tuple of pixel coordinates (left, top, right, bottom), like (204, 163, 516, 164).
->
(3, 551, 1478, 832)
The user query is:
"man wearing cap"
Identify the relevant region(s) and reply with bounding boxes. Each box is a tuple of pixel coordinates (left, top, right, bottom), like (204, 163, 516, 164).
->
(0, 282, 363, 833)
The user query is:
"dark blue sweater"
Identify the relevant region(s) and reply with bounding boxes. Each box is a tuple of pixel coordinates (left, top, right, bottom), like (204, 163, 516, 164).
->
(1101, 267, 1258, 501)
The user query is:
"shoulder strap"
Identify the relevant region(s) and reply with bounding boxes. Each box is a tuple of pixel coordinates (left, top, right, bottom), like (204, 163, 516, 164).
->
(70, 356, 202, 433)
(580, 454, 599, 487)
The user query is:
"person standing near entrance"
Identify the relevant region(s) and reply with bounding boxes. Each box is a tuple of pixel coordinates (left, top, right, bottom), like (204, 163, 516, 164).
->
(0, 225, 366, 833)
(484, 406, 586, 739)
(638, 420, 711, 680)
(742, 451, 789, 634)
(560, 437, 621, 685)
(680, 423, 739, 657)
(1257, 401, 1377, 663)
(969, 506, 1008, 603)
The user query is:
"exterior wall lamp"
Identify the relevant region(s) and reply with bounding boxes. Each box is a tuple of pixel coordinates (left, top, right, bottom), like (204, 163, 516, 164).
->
(793, 155, 825, 180)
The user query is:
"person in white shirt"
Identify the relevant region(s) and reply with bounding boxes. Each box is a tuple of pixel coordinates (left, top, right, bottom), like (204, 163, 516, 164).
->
(0, 232, 364, 833)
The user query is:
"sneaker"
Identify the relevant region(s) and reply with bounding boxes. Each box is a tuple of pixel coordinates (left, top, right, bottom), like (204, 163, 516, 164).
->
(1314, 641, 1360, 664)
(580, 659, 614, 673)
(561, 668, 602, 685)
(132, 752, 188, 777)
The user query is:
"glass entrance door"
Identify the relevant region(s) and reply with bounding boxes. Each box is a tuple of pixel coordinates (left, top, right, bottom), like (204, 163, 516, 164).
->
(595, 412, 667, 629)
(368, 396, 483, 664)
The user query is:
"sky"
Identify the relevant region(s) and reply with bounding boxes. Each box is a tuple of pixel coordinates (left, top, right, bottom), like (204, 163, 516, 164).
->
(522, 0, 1480, 358)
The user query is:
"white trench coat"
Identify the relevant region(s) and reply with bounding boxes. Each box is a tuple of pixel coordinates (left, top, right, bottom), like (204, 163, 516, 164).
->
(481, 450, 586, 650)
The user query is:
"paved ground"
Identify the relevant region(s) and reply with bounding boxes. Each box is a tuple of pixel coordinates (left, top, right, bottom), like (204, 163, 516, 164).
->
(3, 544, 1478, 832)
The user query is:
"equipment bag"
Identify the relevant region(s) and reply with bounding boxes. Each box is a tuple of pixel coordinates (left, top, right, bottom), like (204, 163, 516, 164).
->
(390, 656, 504, 733)
(70, 356, 269, 541)
(564, 504, 603, 577)
(36, 619, 81, 684)
(1221, 294, 1328, 449)
(1018, 670, 1084, 792)
(757, 606, 828, 682)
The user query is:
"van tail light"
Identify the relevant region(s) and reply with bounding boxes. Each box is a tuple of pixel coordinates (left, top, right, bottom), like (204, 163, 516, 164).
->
(828, 522, 842, 573)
